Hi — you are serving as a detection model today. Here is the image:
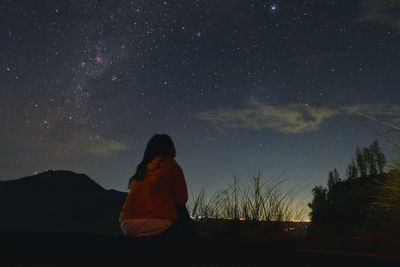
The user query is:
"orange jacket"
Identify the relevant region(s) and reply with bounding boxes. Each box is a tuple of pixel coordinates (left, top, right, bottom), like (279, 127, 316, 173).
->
(120, 156, 188, 220)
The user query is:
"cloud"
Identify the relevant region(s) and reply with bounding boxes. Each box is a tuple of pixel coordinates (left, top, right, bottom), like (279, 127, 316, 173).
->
(197, 104, 400, 135)
(356, 0, 400, 29)
(48, 121, 129, 159)
(84, 138, 129, 158)
(343, 104, 400, 124)
(49, 134, 129, 159)
(196, 104, 338, 134)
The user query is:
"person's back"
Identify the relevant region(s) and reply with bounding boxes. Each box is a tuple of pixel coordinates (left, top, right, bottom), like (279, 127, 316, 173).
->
(119, 134, 192, 238)
(120, 155, 187, 221)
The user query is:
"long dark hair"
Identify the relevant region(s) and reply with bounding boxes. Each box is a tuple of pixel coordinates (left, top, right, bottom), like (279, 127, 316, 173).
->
(128, 133, 176, 188)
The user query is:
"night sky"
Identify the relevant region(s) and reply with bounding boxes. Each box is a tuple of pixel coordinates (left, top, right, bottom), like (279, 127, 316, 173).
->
(1, 0, 400, 201)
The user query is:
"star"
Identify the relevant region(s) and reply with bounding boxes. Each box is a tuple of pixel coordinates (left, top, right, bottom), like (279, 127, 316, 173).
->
(2, 0, 399, 206)
(95, 53, 104, 64)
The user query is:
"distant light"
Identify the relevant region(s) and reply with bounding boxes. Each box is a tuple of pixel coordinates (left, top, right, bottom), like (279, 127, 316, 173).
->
(271, 4, 278, 12)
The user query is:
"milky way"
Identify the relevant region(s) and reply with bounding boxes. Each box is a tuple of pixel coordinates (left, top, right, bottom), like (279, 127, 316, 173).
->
(1, 1, 400, 201)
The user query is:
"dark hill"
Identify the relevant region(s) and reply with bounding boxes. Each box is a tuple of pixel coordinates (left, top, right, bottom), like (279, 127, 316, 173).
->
(0, 170, 127, 234)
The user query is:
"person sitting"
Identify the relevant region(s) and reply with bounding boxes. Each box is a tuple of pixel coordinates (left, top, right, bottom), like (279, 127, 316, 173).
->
(119, 133, 194, 238)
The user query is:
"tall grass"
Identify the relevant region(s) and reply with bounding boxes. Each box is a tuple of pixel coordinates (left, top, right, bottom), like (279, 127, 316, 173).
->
(187, 171, 309, 222)
(373, 153, 400, 235)
(337, 106, 400, 235)
(360, 119, 400, 235)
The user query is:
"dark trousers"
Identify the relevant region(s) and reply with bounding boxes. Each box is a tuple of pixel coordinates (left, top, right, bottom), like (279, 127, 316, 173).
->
(158, 205, 195, 239)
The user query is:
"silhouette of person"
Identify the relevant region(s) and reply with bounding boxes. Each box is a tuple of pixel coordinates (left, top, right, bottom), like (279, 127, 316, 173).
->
(119, 133, 194, 238)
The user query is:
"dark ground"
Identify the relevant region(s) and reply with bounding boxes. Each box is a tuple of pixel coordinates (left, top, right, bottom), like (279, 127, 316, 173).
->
(1, 230, 400, 267)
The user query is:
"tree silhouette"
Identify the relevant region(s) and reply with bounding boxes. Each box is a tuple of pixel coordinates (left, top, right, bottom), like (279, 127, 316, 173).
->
(346, 159, 358, 180)
(374, 160, 399, 236)
(308, 186, 328, 226)
(354, 141, 386, 177)
(371, 140, 386, 175)
(363, 146, 376, 176)
(308, 140, 389, 236)
(328, 169, 340, 190)
(356, 147, 368, 177)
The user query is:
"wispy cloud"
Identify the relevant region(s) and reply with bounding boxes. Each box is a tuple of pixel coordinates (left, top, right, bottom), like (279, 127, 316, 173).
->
(196, 104, 400, 135)
(345, 104, 400, 119)
(343, 104, 400, 131)
(356, 0, 400, 29)
(48, 122, 129, 159)
(197, 104, 338, 134)
(84, 137, 129, 158)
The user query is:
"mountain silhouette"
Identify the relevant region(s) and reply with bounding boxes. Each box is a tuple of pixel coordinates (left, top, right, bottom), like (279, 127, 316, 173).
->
(0, 170, 127, 234)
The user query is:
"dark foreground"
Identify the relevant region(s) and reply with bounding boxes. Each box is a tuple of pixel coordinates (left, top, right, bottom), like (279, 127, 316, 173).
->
(1, 231, 400, 267)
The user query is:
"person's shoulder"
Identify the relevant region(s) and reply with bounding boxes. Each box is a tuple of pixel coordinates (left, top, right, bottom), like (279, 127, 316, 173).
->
(161, 157, 181, 170)
(161, 157, 177, 165)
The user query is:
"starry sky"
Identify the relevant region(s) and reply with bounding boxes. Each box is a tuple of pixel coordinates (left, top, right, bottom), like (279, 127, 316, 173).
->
(1, 0, 400, 201)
